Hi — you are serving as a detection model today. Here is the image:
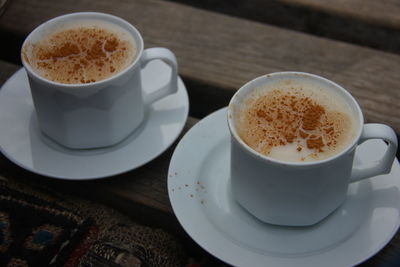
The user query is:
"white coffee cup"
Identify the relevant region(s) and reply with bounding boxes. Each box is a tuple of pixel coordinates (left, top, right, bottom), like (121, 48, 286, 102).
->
(21, 12, 178, 149)
(227, 72, 398, 226)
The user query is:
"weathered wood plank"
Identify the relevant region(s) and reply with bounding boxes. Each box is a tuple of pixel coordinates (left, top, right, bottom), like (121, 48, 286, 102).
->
(165, 0, 400, 54)
(280, 0, 400, 29)
(1, 0, 399, 133)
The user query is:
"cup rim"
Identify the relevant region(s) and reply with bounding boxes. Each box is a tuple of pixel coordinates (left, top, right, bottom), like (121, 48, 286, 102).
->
(227, 71, 364, 167)
(20, 12, 144, 88)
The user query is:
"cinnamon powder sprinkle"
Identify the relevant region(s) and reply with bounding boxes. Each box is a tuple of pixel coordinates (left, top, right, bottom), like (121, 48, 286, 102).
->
(27, 25, 135, 84)
(307, 136, 324, 150)
(238, 87, 352, 156)
(302, 104, 325, 131)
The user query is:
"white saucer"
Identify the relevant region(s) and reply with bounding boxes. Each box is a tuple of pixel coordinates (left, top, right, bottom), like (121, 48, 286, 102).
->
(168, 108, 400, 267)
(0, 60, 189, 180)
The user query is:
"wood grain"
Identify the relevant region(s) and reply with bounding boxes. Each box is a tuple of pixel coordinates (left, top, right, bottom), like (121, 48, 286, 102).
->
(280, 0, 400, 29)
(164, 0, 400, 54)
(1, 0, 399, 133)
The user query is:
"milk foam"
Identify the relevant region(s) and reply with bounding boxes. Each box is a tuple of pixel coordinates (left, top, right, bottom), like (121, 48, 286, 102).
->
(236, 79, 358, 162)
(23, 20, 137, 84)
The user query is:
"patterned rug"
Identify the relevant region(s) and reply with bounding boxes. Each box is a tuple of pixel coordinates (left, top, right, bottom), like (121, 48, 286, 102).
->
(0, 178, 187, 266)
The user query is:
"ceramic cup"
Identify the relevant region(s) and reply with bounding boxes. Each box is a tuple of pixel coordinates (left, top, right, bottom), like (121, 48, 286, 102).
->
(21, 12, 178, 149)
(227, 72, 398, 226)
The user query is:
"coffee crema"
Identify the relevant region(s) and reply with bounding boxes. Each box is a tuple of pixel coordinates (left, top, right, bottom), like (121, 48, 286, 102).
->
(23, 21, 136, 84)
(235, 81, 357, 162)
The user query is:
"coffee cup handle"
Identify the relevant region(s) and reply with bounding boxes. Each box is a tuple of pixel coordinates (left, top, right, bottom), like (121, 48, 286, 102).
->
(349, 123, 398, 183)
(141, 47, 178, 104)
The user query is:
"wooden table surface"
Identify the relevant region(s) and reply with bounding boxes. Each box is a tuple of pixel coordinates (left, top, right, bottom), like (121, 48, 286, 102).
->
(0, 0, 399, 266)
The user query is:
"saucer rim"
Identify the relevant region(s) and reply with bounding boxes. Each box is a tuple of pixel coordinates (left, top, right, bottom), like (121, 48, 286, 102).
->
(168, 107, 400, 267)
(0, 64, 189, 180)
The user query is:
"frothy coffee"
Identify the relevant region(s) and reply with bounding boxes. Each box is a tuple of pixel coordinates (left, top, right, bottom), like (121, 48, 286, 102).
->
(22, 20, 136, 84)
(235, 80, 358, 162)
